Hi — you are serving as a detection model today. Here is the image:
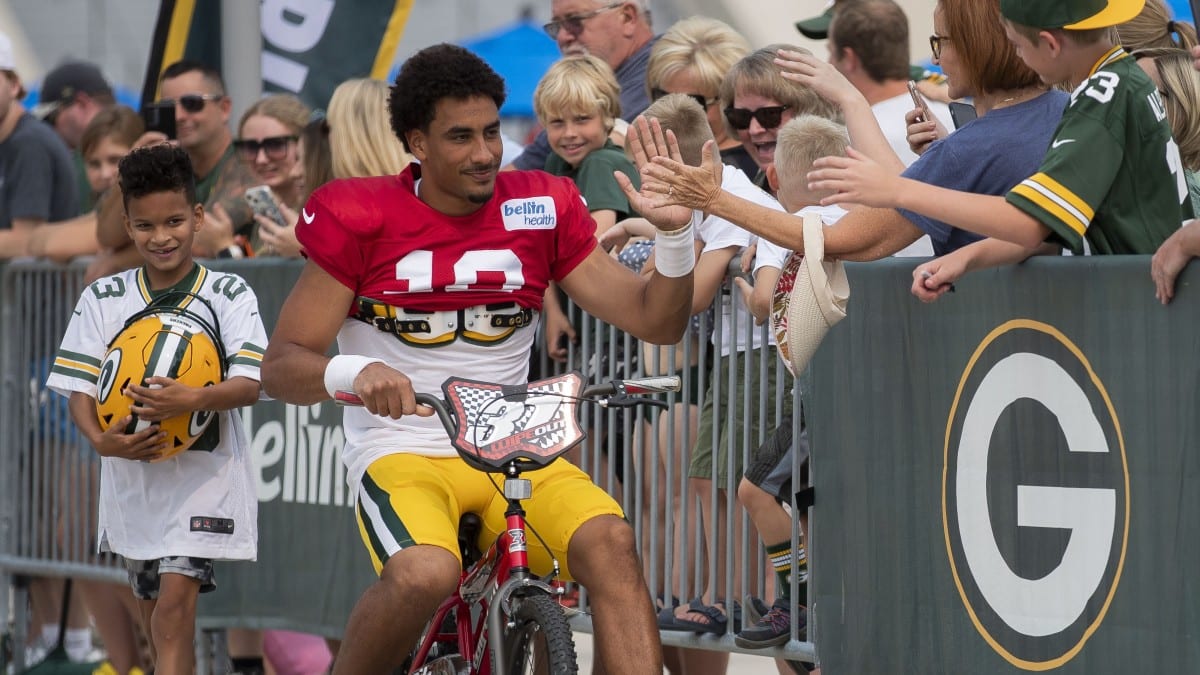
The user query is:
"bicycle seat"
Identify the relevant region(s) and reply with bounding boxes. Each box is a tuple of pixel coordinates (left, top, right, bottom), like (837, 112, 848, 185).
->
(458, 512, 483, 568)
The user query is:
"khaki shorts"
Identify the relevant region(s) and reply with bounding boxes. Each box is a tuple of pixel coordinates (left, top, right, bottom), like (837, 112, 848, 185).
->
(688, 347, 786, 485)
(355, 453, 624, 580)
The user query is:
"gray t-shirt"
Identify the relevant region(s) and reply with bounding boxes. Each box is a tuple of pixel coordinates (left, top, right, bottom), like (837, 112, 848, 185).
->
(0, 112, 78, 229)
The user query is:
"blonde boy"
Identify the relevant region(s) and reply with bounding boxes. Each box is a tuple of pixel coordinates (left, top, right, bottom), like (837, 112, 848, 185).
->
(735, 115, 851, 322)
(533, 54, 641, 359)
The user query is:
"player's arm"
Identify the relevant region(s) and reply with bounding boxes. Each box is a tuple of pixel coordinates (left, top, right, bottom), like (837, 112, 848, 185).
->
(557, 247, 692, 345)
(68, 390, 167, 461)
(261, 260, 433, 419)
(806, 148, 1052, 248)
(125, 375, 260, 422)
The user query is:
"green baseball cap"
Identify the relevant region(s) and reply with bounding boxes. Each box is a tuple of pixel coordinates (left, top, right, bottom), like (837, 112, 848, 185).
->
(1000, 0, 1145, 30)
(795, 2, 835, 39)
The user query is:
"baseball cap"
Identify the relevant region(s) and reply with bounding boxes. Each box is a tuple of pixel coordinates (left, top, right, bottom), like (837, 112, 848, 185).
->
(33, 61, 112, 120)
(795, 1, 835, 39)
(1000, 0, 1145, 30)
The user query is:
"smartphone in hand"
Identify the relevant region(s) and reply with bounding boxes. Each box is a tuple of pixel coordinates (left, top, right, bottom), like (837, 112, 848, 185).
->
(907, 80, 933, 123)
(140, 104, 176, 139)
(244, 185, 288, 228)
(948, 101, 978, 129)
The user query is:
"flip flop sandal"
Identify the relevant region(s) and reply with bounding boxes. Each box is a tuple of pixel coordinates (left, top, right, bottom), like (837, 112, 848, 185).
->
(672, 598, 739, 635)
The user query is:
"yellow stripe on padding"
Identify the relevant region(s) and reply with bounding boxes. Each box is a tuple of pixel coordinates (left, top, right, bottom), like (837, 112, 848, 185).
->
(371, 0, 415, 80)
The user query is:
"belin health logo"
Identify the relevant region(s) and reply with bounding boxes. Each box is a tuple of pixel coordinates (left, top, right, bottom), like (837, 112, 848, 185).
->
(501, 197, 556, 230)
(942, 320, 1128, 671)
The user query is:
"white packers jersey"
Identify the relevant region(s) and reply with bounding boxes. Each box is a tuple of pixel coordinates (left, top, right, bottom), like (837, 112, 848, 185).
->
(46, 264, 266, 561)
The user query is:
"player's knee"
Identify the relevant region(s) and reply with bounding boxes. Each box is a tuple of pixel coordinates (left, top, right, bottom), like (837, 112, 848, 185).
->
(379, 545, 460, 600)
(569, 516, 639, 582)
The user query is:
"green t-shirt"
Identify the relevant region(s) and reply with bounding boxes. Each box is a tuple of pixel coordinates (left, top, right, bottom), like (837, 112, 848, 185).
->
(1007, 47, 1191, 254)
(543, 139, 639, 220)
(73, 151, 94, 215)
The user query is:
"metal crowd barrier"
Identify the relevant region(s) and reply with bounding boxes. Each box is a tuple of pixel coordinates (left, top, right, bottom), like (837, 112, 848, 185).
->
(0, 259, 815, 669)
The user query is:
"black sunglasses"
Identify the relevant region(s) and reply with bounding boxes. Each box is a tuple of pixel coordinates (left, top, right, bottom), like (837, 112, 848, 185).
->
(156, 93, 224, 113)
(650, 88, 715, 109)
(233, 135, 298, 161)
(723, 105, 789, 131)
(929, 34, 951, 60)
(543, 2, 624, 37)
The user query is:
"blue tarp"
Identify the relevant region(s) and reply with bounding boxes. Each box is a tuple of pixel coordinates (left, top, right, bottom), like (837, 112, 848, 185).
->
(459, 19, 561, 118)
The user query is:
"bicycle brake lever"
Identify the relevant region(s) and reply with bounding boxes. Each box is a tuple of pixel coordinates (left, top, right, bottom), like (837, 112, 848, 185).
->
(603, 394, 669, 410)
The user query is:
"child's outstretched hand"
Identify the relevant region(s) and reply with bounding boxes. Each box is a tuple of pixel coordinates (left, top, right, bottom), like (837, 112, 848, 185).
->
(808, 146, 902, 209)
(126, 377, 200, 422)
(94, 415, 167, 462)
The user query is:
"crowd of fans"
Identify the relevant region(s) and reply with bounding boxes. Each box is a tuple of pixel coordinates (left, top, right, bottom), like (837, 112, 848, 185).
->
(3, 0, 1199, 673)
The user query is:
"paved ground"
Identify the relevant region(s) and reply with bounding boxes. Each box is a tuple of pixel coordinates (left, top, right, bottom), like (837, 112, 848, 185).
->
(575, 632, 788, 674)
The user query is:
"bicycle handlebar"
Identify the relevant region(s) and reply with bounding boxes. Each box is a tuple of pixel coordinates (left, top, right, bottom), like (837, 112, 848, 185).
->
(335, 374, 681, 441)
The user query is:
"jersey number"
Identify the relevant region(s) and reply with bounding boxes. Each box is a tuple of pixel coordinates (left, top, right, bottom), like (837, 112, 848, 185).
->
(394, 249, 525, 293)
(1081, 72, 1119, 105)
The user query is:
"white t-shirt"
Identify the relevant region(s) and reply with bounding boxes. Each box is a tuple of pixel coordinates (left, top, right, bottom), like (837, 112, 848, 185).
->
(699, 165, 785, 357)
(47, 265, 264, 561)
(753, 204, 850, 275)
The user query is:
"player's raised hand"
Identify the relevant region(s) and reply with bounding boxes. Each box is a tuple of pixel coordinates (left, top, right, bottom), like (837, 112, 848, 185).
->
(633, 118, 723, 213)
(615, 117, 694, 231)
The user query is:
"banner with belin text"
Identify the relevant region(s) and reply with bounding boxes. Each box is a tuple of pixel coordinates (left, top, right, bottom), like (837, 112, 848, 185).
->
(806, 256, 1200, 674)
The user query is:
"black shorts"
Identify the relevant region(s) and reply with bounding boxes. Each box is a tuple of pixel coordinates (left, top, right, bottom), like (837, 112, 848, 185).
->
(743, 410, 809, 502)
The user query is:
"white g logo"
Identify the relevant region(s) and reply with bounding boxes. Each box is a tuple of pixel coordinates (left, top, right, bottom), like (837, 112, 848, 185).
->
(944, 320, 1128, 669)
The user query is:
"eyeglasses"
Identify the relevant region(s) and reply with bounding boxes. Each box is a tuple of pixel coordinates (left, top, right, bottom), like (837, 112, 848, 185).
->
(650, 88, 716, 109)
(156, 93, 224, 113)
(929, 34, 951, 60)
(543, 2, 625, 38)
(723, 105, 789, 130)
(233, 135, 298, 161)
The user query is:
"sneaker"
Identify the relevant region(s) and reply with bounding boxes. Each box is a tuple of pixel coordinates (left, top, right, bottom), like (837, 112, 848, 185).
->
(734, 598, 802, 649)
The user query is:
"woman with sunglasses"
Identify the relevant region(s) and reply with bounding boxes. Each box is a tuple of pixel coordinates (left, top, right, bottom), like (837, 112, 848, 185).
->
(646, 17, 757, 180)
(718, 44, 840, 193)
(640, 0, 1066, 263)
(231, 94, 309, 257)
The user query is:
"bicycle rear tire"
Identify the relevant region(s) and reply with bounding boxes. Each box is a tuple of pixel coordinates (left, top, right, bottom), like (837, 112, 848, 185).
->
(503, 592, 578, 674)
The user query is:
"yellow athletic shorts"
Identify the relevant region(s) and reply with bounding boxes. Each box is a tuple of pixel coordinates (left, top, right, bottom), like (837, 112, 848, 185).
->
(354, 454, 624, 580)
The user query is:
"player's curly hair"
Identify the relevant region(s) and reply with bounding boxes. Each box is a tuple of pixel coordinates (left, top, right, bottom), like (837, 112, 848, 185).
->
(118, 144, 197, 209)
(388, 43, 507, 153)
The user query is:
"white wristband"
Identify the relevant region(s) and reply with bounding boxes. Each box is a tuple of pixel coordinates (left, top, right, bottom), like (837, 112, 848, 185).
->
(654, 217, 697, 278)
(323, 354, 385, 399)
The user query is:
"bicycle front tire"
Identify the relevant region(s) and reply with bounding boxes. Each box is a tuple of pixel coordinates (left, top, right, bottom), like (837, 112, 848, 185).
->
(502, 592, 578, 674)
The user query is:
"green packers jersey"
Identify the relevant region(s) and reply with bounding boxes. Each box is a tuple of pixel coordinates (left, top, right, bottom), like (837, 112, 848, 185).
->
(1007, 46, 1190, 255)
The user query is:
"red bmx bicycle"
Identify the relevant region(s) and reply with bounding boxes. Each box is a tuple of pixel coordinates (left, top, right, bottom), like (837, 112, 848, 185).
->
(338, 372, 679, 675)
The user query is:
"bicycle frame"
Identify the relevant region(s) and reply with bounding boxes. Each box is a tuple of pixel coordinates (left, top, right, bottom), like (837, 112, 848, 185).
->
(408, 490, 554, 675)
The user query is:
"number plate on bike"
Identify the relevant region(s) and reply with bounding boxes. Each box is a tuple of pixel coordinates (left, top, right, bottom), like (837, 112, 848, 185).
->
(443, 372, 586, 470)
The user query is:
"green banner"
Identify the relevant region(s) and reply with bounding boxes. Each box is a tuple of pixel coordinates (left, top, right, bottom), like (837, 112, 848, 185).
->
(195, 260, 374, 635)
(144, 0, 412, 109)
(807, 256, 1200, 673)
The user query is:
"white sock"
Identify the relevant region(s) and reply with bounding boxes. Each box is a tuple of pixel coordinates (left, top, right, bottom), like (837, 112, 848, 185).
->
(64, 627, 94, 662)
(39, 623, 59, 648)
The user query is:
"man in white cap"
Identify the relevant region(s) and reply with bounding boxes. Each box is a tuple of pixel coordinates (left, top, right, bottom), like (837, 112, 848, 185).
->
(0, 31, 79, 251)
